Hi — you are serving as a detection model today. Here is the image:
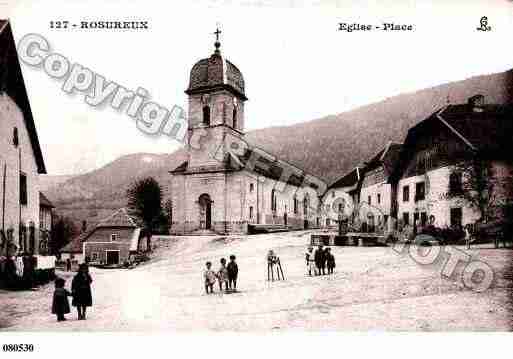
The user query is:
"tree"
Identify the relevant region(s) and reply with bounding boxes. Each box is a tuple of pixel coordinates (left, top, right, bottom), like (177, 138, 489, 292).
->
(126, 177, 163, 252)
(50, 214, 78, 255)
(452, 155, 499, 223)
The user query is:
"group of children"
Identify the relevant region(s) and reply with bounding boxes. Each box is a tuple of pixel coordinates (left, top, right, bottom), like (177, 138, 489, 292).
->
(305, 245, 336, 276)
(203, 255, 239, 294)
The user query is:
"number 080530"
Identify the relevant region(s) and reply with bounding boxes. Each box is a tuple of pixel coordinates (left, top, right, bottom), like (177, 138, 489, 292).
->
(2, 344, 34, 352)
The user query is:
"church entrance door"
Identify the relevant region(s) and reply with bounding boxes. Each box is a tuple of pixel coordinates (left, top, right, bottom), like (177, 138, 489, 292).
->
(199, 194, 213, 230)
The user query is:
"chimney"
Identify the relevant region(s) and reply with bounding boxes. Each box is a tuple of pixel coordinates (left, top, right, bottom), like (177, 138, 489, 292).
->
(468, 94, 485, 112)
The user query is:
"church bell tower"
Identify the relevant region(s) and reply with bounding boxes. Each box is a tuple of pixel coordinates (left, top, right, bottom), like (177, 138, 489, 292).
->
(185, 27, 247, 172)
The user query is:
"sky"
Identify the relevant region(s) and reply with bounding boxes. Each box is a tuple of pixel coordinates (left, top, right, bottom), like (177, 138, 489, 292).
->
(2, 0, 513, 175)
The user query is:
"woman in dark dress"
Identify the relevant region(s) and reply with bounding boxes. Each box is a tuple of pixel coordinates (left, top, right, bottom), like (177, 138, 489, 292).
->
(72, 263, 93, 320)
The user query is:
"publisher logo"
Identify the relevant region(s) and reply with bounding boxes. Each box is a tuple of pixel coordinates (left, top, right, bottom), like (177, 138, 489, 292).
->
(476, 16, 491, 32)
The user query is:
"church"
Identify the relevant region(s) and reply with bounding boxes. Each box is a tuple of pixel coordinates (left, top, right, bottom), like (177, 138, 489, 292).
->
(169, 31, 323, 235)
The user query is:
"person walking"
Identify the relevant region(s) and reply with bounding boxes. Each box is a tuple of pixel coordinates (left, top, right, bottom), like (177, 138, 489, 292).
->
(72, 263, 93, 320)
(51, 277, 72, 322)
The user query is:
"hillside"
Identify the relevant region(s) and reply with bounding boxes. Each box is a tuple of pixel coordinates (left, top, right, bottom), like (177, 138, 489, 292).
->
(44, 69, 513, 226)
(246, 69, 513, 183)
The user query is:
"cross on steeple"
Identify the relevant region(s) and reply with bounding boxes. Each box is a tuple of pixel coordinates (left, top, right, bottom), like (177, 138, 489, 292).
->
(214, 27, 222, 42)
(213, 24, 222, 54)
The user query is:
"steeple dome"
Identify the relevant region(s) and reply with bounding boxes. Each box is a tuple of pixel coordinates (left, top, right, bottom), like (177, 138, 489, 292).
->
(185, 27, 246, 100)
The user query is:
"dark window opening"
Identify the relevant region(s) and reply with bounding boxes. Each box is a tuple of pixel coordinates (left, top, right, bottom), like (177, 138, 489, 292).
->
(450, 207, 463, 228)
(293, 196, 298, 214)
(303, 196, 309, 216)
(377, 193, 381, 204)
(449, 172, 463, 196)
(202, 105, 210, 126)
(249, 206, 254, 219)
(249, 183, 254, 192)
(232, 107, 237, 129)
(421, 212, 427, 227)
(13, 127, 19, 147)
(403, 212, 410, 226)
(20, 173, 27, 205)
(368, 196, 371, 205)
(271, 189, 277, 212)
(403, 185, 410, 202)
(415, 182, 426, 202)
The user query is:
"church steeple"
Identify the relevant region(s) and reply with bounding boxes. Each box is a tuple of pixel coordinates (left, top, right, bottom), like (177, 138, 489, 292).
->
(184, 27, 247, 172)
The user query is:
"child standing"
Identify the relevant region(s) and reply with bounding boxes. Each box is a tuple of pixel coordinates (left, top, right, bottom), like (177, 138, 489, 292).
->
(305, 246, 314, 276)
(51, 277, 71, 322)
(204, 261, 216, 294)
(227, 255, 239, 291)
(217, 258, 229, 292)
(326, 247, 336, 274)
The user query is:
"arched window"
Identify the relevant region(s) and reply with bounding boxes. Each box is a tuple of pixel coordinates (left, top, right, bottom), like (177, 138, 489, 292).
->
(12, 127, 19, 147)
(202, 105, 210, 126)
(303, 194, 309, 216)
(271, 189, 277, 212)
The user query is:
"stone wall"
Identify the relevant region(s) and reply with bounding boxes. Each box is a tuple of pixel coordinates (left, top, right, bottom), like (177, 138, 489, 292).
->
(0, 94, 41, 254)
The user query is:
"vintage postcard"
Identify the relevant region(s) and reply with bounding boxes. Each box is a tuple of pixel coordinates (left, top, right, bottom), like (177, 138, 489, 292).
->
(1, 0, 513, 353)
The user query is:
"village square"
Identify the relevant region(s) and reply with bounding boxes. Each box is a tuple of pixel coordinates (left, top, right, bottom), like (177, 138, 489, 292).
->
(1, 18, 513, 331)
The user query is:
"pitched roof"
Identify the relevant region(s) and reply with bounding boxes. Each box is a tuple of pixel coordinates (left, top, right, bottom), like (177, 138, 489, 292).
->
(60, 208, 138, 253)
(96, 208, 137, 228)
(364, 142, 403, 175)
(328, 166, 362, 190)
(39, 192, 54, 208)
(436, 103, 513, 155)
(390, 97, 513, 182)
(171, 148, 323, 191)
(60, 230, 92, 253)
(0, 20, 46, 173)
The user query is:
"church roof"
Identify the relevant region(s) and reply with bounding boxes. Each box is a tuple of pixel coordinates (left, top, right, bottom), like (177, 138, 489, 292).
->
(170, 149, 322, 191)
(0, 19, 46, 174)
(185, 40, 246, 100)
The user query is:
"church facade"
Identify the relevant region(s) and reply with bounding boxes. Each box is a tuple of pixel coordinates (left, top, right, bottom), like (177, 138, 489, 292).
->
(170, 35, 323, 235)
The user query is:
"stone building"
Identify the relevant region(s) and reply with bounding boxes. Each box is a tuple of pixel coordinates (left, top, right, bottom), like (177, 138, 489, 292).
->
(170, 34, 323, 235)
(38, 192, 53, 254)
(0, 20, 47, 256)
(321, 166, 362, 229)
(357, 142, 402, 232)
(77, 208, 141, 266)
(390, 95, 513, 230)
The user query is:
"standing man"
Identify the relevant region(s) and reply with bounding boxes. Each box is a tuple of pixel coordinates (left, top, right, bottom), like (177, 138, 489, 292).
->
(314, 245, 325, 276)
